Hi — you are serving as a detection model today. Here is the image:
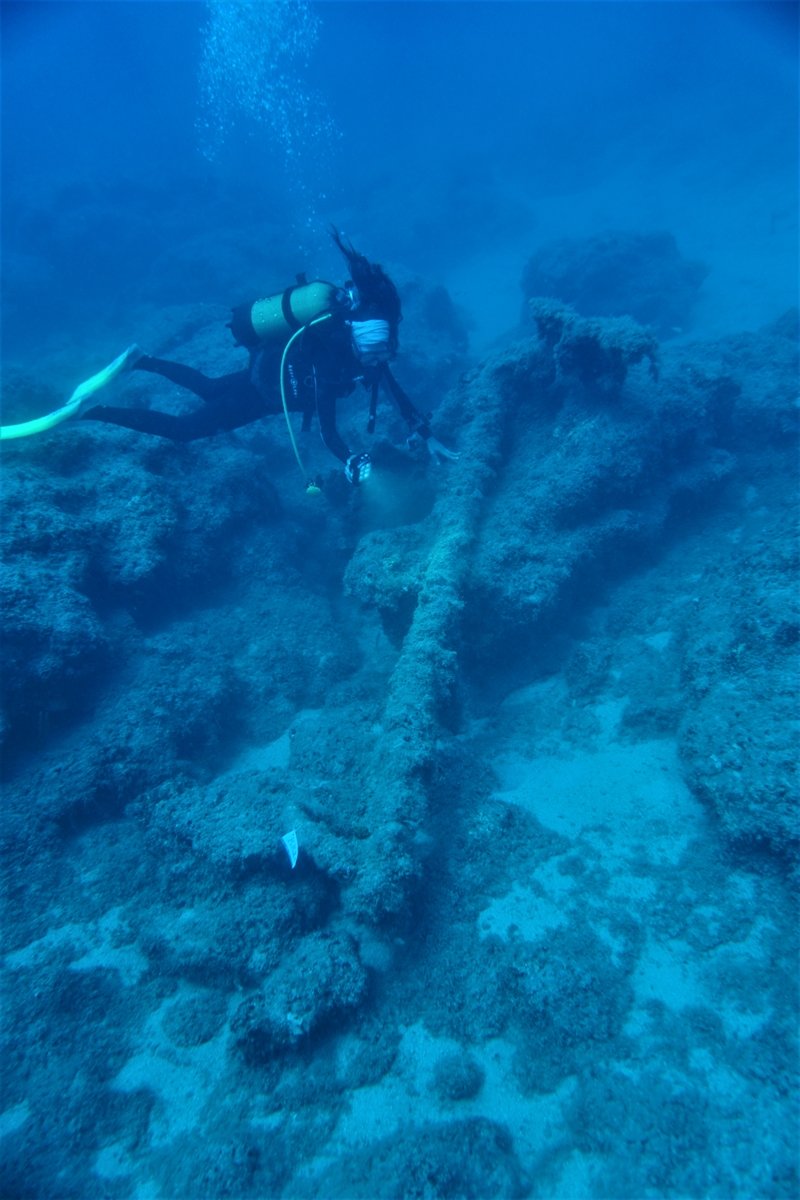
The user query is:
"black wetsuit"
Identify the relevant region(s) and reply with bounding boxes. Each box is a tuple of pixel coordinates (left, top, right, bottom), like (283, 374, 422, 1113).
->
(82, 317, 423, 464)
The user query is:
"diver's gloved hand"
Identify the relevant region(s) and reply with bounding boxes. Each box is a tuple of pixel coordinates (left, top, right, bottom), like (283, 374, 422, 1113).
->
(345, 452, 372, 486)
(407, 424, 460, 464)
(425, 435, 460, 463)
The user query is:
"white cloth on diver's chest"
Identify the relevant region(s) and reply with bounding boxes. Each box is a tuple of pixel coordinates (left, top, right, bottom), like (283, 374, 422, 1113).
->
(349, 318, 391, 358)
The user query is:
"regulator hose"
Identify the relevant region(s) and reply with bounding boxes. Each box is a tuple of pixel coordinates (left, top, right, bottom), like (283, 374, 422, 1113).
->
(278, 314, 331, 494)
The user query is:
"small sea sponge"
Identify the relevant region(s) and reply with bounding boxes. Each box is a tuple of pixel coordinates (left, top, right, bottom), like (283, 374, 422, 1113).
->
(431, 1051, 485, 1101)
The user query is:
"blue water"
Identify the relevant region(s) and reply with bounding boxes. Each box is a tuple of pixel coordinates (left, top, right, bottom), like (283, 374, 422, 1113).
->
(1, 3, 798, 1197)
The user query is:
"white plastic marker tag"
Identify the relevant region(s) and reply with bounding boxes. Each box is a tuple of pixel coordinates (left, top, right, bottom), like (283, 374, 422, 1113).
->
(281, 829, 299, 869)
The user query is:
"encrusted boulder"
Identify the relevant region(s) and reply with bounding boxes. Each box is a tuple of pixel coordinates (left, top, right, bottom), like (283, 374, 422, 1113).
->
(522, 230, 707, 336)
(231, 930, 368, 1060)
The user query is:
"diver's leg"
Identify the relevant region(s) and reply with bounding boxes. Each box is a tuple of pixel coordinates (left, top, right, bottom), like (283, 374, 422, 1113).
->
(82, 372, 269, 442)
(80, 404, 227, 442)
(134, 356, 252, 405)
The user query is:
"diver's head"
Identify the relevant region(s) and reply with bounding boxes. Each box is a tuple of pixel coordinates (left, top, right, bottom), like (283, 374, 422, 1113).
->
(331, 226, 401, 355)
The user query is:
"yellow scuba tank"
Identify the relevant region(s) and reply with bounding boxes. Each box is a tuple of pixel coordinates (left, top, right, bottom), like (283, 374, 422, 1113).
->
(229, 279, 341, 348)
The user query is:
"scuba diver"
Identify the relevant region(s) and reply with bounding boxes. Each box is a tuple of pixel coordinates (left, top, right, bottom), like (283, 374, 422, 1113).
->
(0, 230, 457, 489)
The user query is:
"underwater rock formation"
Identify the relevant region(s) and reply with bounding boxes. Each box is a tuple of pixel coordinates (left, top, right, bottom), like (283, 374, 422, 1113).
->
(678, 494, 799, 862)
(231, 929, 368, 1061)
(301, 1117, 529, 1199)
(529, 296, 659, 395)
(522, 230, 708, 336)
(2, 290, 797, 1199)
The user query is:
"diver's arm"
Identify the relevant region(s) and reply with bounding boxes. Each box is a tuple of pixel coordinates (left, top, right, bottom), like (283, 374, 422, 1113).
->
(317, 390, 370, 485)
(382, 366, 428, 431)
(382, 367, 459, 463)
(316, 388, 351, 463)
